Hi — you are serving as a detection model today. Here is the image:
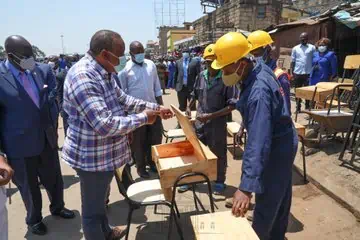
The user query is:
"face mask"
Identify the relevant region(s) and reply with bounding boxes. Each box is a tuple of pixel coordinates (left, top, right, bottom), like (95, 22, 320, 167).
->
(11, 53, 36, 71)
(318, 46, 327, 53)
(301, 41, 308, 46)
(222, 61, 246, 86)
(134, 53, 145, 64)
(107, 51, 127, 73)
(182, 52, 189, 59)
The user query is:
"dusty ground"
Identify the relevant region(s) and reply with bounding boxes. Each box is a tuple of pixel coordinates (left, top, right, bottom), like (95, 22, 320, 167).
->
(7, 90, 360, 239)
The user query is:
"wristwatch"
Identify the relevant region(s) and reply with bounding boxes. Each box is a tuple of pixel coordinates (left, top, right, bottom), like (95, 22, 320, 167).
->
(0, 152, 7, 159)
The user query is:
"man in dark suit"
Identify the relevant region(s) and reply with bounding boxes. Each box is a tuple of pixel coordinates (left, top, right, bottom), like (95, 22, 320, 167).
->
(174, 49, 201, 111)
(0, 35, 74, 236)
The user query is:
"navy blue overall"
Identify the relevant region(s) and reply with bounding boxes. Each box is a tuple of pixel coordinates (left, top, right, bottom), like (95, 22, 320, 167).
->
(236, 60, 298, 240)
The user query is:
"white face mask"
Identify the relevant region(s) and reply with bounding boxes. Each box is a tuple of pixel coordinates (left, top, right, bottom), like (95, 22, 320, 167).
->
(10, 53, 36, 71)
(318, 46, 327, 53)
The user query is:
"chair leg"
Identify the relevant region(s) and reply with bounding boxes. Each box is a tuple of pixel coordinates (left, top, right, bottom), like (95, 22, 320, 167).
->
(301, 138, 307, 184)
(125, 207, 134, 240)
(206, 180, 215, 213)
(166, 137, 169, 143)
(167, 205, 184, 240)
(174, 201, 180, 218)
(233, 136, 236, 159)
(192, 185, 199, 211)
(154, 204, 158, 214)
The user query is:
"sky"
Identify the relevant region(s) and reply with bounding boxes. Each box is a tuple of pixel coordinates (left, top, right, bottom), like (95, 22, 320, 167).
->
(0, 0, 204, 55)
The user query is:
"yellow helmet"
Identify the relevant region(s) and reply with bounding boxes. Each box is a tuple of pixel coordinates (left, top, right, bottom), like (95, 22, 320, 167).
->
(203, 44, 216, 60)
(212, 32, 252, 70)
(248, 30, 274, 51)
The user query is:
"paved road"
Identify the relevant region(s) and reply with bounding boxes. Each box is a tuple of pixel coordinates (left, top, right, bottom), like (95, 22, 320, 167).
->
(7, 90, 360, 239)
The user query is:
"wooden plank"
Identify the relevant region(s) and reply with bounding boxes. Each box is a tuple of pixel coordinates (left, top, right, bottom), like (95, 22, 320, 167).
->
(343, 54, 360, 70)
(191, 211, 259, 240)
(293, 122, 305, 138)
(152, 141, 194, 159)
(158, 155, 198, 170)
(171, 105, 206, 161)
(227, 122, 240, 136)
(295, 86, 333, 102)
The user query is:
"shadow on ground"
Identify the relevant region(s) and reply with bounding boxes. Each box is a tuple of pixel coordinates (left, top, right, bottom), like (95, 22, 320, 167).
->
(63, 175, 80, 189)
(24, 210, 82, 240)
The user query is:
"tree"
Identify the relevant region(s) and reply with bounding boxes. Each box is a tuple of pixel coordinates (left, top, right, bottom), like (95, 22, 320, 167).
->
(0, 46, 5, 59)
(32, 45, 46, 59)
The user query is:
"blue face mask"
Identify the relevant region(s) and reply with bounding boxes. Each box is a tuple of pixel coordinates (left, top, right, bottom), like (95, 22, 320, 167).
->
(134, 53, 145, 64)
(107, 51, 127, 72)
(114, 56, 127, 72)
(182, 52, 189, 59)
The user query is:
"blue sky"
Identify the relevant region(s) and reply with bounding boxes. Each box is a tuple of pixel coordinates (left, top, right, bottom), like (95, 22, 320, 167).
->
(0, 0, 203, 55)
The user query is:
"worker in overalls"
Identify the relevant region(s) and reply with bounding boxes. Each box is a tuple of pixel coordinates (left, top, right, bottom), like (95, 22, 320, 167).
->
(248, 30, 291, 112)
(178, 44, 238, 195)
(213, 32, 298, 240)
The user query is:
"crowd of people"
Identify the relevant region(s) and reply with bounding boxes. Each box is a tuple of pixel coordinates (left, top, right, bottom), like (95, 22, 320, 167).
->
(0, 28, 339, 240)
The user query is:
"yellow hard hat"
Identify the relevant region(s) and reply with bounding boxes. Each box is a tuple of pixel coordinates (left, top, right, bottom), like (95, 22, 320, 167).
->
(203, 44, 216, 60)
(212, 32, 252, 70)
(248, 30, 274, 51)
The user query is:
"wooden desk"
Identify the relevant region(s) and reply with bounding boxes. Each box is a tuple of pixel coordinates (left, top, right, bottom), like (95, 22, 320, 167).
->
(294, 121, 305, 138)
(191, 211, 259, 240)
(295, 86, 334, 103)
(181, 111, 197, 123)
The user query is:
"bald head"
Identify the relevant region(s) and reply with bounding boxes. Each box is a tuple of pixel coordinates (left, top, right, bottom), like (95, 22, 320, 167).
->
(129, 41, 144, 55)
(5, 35, 33, 58)
(300, 32, 309, 45)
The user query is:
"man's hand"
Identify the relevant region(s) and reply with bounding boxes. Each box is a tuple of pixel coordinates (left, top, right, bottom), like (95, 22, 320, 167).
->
(232, 189, 252, 218)
(159, 106, 173, 120)
(235, 125, 245, 145)
(144, 110, 160, 125)
(196, 113, 211, 123)
(0, 156, 14, 186)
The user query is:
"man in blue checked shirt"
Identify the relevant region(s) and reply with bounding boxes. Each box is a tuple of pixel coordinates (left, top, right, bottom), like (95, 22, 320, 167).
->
(62, 30, 173, 240)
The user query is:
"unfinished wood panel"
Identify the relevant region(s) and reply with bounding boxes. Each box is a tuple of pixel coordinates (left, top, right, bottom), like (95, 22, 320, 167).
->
(158, 155, 198, 170)
(171, 105, 206, 161)
(152, 141, 194, 159)
(295, 86, 333, 102)
(294, 122, 305, 138)
(191, 211, 259, 240)
(343, 54, 360, 69)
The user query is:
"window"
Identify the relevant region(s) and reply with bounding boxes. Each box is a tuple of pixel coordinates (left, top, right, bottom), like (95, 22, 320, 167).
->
(257, 6, 266, 19)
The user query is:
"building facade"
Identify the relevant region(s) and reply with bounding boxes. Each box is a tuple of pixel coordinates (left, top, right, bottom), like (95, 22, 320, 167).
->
(193, 0, 283, 45)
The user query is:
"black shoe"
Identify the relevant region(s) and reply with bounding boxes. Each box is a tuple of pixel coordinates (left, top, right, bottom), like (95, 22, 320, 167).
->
(28, 222, 47, 235)
(137, 169, 150, 179)
(52, 208, 75, 219)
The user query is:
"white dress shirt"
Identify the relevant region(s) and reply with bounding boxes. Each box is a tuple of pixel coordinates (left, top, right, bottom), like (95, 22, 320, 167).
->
(118, 59, 162, 104)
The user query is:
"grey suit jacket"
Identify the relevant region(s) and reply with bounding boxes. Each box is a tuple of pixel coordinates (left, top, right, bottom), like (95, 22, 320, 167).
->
(174, 58, 201, 92)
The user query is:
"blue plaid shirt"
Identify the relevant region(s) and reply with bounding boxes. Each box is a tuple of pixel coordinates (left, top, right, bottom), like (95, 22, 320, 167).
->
(62, 53, 159, 172)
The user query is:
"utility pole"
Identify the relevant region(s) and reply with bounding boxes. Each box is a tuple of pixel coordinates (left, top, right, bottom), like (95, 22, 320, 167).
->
(60, 35, 65, 54)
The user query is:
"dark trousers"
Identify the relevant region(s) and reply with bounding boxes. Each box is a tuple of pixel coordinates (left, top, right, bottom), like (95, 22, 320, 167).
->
(75, 169, 114, 240)
(177, 86, 196, 111)
(131, 118, 163, 171)
(294, 74, 310, 110)
(62, 112, 69, 136)
(197, 118, 228, 183)
(9, 140, 64, 225)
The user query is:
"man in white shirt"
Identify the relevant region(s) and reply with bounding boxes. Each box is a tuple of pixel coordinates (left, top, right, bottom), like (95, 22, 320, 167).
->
(291, 32, 316, 112)
(0, 150, 14, 240)
(118, 41, 163, 179)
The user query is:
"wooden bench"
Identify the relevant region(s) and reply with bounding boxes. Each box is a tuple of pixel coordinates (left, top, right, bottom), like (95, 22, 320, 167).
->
(191, 211, 259, 240)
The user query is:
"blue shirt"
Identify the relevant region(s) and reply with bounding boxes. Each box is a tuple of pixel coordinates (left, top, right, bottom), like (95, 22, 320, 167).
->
(118, 59, 162, 104)
(5, 60, 40, 99)
(236, 61, 295, 194)
(310, 51, 337, 86)
(291, 44, 316, 75)
(58, 58, 67, 70)
(183, 58, 189, 85)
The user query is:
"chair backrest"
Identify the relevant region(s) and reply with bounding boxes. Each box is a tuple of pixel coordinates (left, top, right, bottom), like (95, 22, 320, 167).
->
(343, 55, 360, 70)
(114, 164, 134, 200)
